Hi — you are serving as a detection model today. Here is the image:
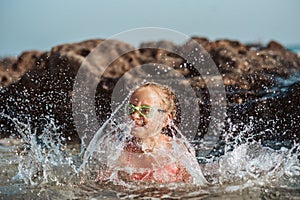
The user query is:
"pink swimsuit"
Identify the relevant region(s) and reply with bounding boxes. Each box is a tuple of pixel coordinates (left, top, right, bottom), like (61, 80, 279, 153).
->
(131, 164, 184, 183)
(125, 141, 190, 183)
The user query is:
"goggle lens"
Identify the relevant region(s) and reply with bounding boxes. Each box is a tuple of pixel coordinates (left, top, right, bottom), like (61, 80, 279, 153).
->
(127, 104, 166, 117)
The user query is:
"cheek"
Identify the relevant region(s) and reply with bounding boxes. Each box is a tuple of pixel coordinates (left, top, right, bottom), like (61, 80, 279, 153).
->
(146, 116, 164, 129)
(143, 117, 149, 124)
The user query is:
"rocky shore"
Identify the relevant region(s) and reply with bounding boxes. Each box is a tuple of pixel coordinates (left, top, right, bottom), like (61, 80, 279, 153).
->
(1, 38, 299, 143)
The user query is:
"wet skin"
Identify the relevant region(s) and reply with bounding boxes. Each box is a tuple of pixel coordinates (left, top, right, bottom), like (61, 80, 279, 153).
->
(128, 86, 171, 140)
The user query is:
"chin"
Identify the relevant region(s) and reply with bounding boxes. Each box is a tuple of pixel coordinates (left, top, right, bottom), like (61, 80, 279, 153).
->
(131, 127, 146, 138)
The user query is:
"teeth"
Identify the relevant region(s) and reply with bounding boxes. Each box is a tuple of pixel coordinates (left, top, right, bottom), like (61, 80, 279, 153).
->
(135, 120, 144, 126)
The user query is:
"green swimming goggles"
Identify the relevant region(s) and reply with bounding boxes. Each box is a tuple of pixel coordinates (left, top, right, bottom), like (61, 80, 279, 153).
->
(127, 103, 166, 118)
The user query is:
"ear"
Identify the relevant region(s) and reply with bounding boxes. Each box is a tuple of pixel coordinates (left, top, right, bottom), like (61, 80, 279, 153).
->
(163, 113, 173, 127)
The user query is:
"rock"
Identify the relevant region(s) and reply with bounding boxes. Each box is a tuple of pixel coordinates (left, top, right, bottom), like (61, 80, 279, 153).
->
(0, 37, 300, 143)
(0, 51, 44, 88)
(0, 39, 139, 142)
(267, 41, 285, 50)
(0, 57, 17, 87)
(227, 80, 300, 143)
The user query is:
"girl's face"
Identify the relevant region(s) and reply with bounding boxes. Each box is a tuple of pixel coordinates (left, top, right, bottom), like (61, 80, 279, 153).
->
(128, 87, 168, 139)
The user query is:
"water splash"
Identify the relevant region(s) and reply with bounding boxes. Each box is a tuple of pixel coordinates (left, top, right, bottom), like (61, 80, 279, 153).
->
(218, 141, 299, 188)
(79, 99, 208, 186)
(0, 104, 299, 199)
(1, 113, 80, 186)
(200, 115, 300, 189)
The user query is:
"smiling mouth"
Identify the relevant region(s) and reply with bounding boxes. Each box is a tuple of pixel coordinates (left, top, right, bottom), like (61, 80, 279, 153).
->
(132, 119, 145, 127)
(134, 123, 144, 128)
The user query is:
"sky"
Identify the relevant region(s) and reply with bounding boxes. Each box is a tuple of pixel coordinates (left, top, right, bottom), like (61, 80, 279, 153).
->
(1, 0, 300, 56)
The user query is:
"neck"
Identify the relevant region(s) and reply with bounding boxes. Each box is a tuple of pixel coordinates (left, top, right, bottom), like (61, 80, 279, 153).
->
(131, 134, 161, 152)
(140, 136, 158, 151)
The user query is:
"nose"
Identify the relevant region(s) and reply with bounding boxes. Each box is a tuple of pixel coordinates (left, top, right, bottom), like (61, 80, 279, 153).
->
(130, 110, 141, 120)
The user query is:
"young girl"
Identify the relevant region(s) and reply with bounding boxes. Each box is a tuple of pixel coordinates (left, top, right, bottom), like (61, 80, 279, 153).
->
(114, 82, 207, 184)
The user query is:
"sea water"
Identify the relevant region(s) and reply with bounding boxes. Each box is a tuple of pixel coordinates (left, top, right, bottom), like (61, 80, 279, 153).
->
(0, 66, 300, 199)
(0, 101, 299, 199)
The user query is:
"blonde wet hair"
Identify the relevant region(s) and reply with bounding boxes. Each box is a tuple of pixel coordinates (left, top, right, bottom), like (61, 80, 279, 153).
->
(136, 82, 176, 119)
